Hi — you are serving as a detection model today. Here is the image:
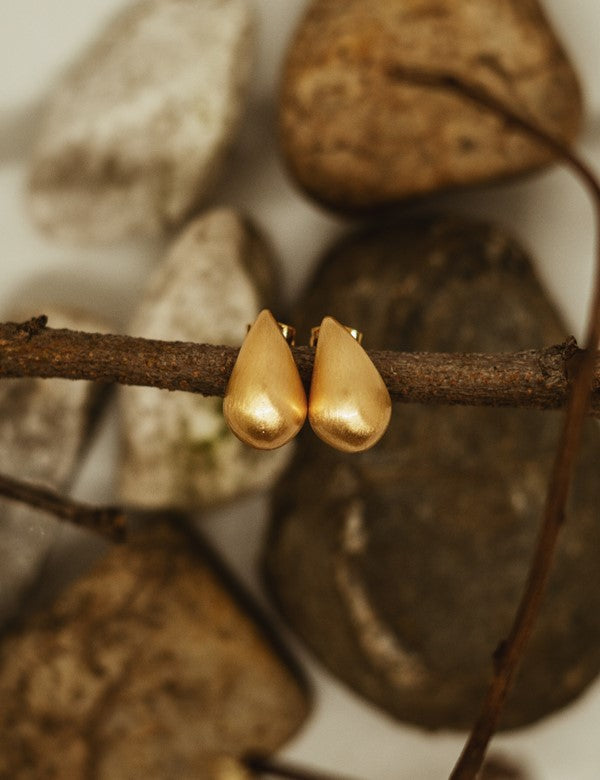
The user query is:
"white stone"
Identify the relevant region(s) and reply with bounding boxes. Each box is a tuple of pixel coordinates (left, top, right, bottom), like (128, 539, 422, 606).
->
(28, 0, 255, 243)
(0, 308, 108, 625)
(119, 208, 292, 508)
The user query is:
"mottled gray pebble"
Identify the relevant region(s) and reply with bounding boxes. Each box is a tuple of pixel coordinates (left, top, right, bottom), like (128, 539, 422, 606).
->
(0, 308, 107, 628)
(29, 0, 255, 243)
(264, 216, 600, 730)
(120, 208, 293, 509)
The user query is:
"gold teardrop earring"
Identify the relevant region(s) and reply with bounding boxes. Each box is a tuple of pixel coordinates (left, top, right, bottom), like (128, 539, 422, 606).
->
(223, 309, 307, 449)
(308, 316, 391, 452)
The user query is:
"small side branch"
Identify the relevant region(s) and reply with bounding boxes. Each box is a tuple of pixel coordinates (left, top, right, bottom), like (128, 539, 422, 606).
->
(0, 472, 126, 543)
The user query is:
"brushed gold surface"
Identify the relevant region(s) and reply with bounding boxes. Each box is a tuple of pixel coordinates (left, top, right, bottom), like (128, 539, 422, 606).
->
(224, 310, 307, 449)
(308, 317, 391, 452)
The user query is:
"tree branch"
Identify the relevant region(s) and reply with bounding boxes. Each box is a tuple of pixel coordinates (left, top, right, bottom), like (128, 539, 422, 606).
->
(380, 72, 600, 780)
(1, 320, 598, 414)
(0, 472, 126, 543)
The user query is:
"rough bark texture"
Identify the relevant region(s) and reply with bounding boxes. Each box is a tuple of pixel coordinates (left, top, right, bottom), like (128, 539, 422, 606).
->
(0, 322, 597, 414)
(263, 215, 600, 730)
(280, 0, 582, 211)
(0, 520, 309, 779)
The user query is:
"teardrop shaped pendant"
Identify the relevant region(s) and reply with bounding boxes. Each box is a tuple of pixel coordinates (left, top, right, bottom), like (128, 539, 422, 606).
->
(308, 317, 391, 452)
(223, 310, 307, 449)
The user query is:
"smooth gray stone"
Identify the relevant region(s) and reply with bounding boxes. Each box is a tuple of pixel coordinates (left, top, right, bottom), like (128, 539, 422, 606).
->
(264, 216, 600, 730)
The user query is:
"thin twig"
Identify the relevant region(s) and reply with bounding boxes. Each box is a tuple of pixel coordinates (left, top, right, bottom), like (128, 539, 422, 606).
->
(0, 321, 598, 413)
(382, 71, 600, 779)
(0, 472, 127, 543)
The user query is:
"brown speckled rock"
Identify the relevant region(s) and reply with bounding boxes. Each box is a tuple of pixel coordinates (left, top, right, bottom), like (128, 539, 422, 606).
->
(279, 0, 582, 211)
(0, 521, 309, 779)
(264, 216, 600, 730)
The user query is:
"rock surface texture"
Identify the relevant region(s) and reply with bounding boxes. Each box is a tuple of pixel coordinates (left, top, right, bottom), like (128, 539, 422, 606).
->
(120, 208, 293, 508)
(0, 308, 106, 628)
(264, 216, 600, 730)
(279, 0, 582, 211)
(0, 522, 309, 779)
(28, 0, 254, 243)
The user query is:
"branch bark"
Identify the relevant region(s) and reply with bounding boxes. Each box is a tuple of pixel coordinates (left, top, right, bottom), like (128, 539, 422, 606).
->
(1, 320, 598, 414)
(0, 472, 126, 543)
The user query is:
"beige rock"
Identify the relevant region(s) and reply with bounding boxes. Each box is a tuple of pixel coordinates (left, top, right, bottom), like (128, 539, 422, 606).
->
(0, 522, 309, 779)
(279, 0, 582, 211)
(28, 0, 254, 243)
(120, 208, 293, 508)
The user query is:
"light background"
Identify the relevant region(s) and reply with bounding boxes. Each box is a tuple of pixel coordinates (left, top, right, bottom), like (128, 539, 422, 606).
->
(1, 1, 599, 777)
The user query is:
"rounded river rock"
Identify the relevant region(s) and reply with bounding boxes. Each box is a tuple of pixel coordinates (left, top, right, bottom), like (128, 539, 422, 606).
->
(0, 521, 309, 778)
(264, 215, 600, 730)
(279, 0, 582, 212)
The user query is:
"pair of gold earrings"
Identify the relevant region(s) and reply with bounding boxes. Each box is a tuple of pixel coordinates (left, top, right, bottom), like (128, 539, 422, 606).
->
(223, 310, 391, 453)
